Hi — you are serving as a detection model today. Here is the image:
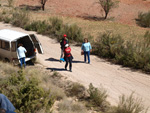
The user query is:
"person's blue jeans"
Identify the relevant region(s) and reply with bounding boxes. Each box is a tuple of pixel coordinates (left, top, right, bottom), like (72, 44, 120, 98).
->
(84, 51, 90, 63)
(0, 94, 16, 113)
(19, 57, 26, 68)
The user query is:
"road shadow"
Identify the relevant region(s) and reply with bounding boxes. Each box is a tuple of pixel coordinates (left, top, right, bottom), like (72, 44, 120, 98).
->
(18, 5, 41, 11)
(26, 60, 34, 66)
(46, 68, 66, 72)
(77, 15, 105, 21)
(46, 57, 85, 64)
(45, 58, 60, 62)
(72, 60, 85, 63)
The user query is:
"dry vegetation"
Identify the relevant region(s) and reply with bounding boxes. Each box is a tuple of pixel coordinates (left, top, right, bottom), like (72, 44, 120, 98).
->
(0, 62, 148, 113)
(0, 0, 149, 112)
(0, 61, 104, 113)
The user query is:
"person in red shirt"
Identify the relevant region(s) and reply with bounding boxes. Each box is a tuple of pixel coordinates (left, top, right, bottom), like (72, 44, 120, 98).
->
(64, 44, 72, 72)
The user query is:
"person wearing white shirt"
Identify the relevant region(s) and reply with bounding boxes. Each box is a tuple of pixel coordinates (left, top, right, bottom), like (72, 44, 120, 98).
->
(17, 43, 27, 68)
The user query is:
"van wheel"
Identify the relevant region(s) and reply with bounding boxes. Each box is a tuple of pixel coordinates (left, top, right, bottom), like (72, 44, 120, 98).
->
(31, 57, 37, 63)
(4, 58, 10, 63)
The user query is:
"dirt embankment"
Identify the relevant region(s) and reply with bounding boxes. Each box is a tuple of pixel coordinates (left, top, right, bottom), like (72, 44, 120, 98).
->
(16, 0, 150, 25)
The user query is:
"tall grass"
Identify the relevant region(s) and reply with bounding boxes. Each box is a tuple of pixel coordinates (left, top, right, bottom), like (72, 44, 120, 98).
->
(110, 93, 148, 113)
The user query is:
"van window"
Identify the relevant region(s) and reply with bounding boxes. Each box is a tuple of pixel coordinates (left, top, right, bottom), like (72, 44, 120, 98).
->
(11, 42, 16, 52)
(2, 41, 10, 51)
(0, 40, 1, 48)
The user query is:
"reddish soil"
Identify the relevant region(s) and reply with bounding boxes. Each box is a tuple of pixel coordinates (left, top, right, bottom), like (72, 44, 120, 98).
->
(16, 0, 150, 25)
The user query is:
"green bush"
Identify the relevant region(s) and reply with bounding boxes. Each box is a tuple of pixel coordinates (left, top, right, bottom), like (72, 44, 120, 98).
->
(0, 70, 54, 113)
(94, 33, 124, 58)
(58, 98, 88, 113)
(92, 32, 150, 72)
(111, 93, 148, 113)
(11, 9, 30, 28)
(24, 21, 41, 31)
(67, 82, 86, 98)
(24, 20, 51, 35)
(144, 31, 150, 47)
(88, 83, 108, 110)
(0, 9, 11, 23)
(136, 11, 150, 28)
(115, 41, 137, 67)
(7, 0, 14, 7)
(3, 17, 11, 23)
(25, 17, 84, 42)
(49, 17, 63, 35)
(62, 24, 83, 42)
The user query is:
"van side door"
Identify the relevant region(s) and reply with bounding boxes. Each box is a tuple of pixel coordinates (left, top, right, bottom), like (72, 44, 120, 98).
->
(29, 34, 43, 54)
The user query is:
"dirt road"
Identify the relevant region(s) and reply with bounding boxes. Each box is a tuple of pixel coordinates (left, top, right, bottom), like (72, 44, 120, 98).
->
(0, 23, 150, 111)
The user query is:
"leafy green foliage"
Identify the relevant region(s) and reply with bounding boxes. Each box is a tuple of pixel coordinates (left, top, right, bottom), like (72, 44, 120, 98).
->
(98, 0, 119, 19)
(136, 11, 150, 28)
(0, 70, 54, 113)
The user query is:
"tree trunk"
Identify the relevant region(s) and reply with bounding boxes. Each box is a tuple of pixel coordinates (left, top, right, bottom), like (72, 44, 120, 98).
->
(42, 4, 45, 11)
(104, 12, 108, 19)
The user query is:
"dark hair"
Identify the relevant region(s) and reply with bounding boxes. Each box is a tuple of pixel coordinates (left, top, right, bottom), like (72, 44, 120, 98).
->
(84, 38, 88, 42)
(18, 43, 23, 46)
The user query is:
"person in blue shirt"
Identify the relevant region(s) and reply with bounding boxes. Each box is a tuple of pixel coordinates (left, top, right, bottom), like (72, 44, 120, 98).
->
(0, 94, 16, 113)
(17, 43, 27, 68)
(81, 38, 92, 64)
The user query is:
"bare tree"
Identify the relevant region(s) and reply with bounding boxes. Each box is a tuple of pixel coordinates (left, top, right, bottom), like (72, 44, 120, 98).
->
(98, 0, 118, 19)
(39, 0, 48, 11)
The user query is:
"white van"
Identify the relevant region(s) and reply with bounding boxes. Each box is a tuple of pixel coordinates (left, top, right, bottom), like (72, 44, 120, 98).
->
(0, 29, 43, 64)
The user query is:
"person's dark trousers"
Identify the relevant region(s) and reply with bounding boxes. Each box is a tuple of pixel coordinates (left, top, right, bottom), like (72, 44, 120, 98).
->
(19, 57, 26, 68)
(60, 48, 64, 59)
(84, 51, 90, 63)
(65, 56, 72, 71)
(0, 94, 16, 113)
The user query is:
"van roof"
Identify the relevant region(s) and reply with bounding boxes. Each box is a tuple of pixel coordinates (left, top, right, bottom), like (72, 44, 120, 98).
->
(0, 29, 28, 41)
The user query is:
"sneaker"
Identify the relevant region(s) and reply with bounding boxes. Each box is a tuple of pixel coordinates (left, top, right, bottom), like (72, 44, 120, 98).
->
(65, 68, 67, 70)
(69, 69, 72, 72)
